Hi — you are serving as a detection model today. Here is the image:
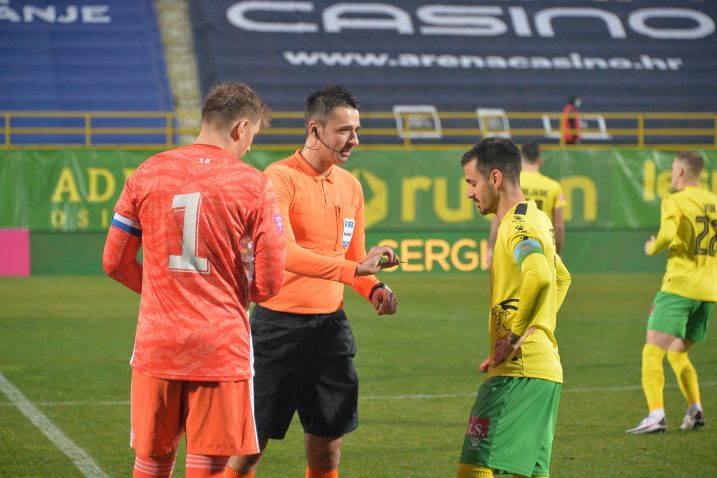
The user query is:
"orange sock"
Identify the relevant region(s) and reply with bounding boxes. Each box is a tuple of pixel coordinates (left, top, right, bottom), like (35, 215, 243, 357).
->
(224, 467, 255, 478)
(186, 454, 229, 478)
(133, 453, 176, 478)
(306, 466, 339, 478)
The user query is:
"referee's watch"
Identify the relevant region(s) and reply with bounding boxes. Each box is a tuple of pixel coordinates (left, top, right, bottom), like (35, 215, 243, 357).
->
(369, 282, 392, 300)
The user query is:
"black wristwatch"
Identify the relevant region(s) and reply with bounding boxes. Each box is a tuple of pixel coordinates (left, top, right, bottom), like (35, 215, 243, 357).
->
(369, 282, 392, 300)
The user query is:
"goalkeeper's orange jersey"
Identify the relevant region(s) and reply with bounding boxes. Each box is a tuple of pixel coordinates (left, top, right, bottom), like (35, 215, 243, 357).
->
(107, 143, 286, 381)
(648, 186, 717, 302)
(259, 151, 380, 314)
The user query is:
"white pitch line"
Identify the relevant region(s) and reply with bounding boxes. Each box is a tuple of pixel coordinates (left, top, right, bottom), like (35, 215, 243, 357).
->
(360, 380, 717, 401)
(28, 400, 129, 407)
(1, 381, 714, 407)
(0, 373, 110, 478)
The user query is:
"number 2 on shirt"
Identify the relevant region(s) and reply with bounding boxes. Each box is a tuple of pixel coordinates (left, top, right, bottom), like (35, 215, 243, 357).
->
(694, 215, 717, 257)
(169, 192, 210, 274)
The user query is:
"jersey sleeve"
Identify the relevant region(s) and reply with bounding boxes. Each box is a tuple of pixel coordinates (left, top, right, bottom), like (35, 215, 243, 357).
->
(554, 253, 571, 311)
(507, 220, 551, 336)
(114, 172, 139, 223)
(249, 177, 287, 303)
(266, 166, 358, 284)
(346, 186, 380, 300)
(103, 176, 143, 293)
(648, 195, 679, 255)
(553, 181, 567, 210)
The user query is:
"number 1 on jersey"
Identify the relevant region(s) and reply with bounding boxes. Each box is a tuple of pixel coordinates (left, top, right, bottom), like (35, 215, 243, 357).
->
(169, 192, 210, 274)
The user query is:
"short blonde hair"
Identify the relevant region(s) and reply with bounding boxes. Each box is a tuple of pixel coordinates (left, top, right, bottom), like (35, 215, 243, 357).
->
(201, 82, 271, 129)
(676, 151, 704, 178)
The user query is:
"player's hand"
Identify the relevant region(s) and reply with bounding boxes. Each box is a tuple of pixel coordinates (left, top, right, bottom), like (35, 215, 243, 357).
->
(356, 246, 399, 276)
(492, 327, 536, 366)
(371, 285, 398, 316)
(644, 235, 656, 255)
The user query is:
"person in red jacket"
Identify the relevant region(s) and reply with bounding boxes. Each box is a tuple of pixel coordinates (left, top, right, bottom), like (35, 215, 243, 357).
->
(561, 96, 582, 145)
(103, 82, 286, 478)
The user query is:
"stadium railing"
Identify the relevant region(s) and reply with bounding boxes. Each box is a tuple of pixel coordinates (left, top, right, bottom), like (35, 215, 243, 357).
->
(1, 111, 715, 150)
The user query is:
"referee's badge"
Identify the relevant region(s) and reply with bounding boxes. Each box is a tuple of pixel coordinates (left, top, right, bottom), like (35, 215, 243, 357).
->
(342, 219, 355, 248)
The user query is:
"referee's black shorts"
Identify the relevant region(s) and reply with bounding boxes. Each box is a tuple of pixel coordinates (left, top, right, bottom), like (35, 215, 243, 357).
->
(250, 304, 359, 440)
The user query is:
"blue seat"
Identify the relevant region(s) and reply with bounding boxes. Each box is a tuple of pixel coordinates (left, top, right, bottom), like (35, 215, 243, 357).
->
(0, 0, 173, 144)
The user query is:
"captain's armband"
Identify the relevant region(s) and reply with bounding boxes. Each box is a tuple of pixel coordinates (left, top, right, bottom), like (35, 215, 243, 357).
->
(513, 238, 544, 268)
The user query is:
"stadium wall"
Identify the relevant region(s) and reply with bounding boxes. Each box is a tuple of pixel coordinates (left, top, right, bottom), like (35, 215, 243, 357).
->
(189, 1, 717, 118)
(1, 148, 716, 275)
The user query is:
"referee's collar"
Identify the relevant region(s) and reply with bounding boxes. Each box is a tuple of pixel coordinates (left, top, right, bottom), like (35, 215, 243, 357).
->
(293, 151, 335, 183)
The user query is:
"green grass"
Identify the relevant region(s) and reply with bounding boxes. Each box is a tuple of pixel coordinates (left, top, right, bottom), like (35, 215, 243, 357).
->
(0, 274, 715, 477)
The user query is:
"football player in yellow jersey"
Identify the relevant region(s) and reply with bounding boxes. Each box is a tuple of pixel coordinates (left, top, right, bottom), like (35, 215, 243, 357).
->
(487, 141, 566, 263)
(518, 142, 566, 255)
(457, 137, 571, 478)
(626, 151, 717, 434)
(479, 141, 566, 371)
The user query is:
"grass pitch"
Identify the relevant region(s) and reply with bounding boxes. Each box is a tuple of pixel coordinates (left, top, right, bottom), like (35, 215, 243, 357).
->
(0, 274, 715, 477)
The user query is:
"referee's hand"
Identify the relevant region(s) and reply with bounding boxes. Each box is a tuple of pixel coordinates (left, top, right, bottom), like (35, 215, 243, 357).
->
(371, 286, 398, 316)
(356, 246, 399, 276)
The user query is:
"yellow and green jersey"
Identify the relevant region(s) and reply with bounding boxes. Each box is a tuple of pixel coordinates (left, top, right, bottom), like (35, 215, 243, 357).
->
(488, 201, 571, 383)
(520, 171, 566, 219)
(648, 186, 717, 302)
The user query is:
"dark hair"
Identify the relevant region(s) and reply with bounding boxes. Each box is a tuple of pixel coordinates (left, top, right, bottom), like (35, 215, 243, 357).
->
(521, 141, 541, 164)
(201, 82, 270, 128)
(461, 137, 521, 183)
(676, 151, 704, 177)
(568, 95, 581, 106)
(305, 85, 360, 128)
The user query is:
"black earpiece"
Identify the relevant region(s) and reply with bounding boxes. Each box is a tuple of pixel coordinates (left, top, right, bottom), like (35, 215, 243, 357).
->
(310, 126, 343, 154)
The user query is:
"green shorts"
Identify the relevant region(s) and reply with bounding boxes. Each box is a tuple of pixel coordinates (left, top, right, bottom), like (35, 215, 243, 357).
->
(647, 291, 713, 342)
(459, 376, 561, 477)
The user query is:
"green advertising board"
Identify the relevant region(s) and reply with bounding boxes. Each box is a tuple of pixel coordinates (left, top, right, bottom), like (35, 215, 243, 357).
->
(1, 148, 716, 274)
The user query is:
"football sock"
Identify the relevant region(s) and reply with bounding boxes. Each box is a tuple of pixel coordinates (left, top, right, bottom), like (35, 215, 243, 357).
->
(667, 350, 701, 407)
(224, 467, 255, 478)
(186, 454, 229, 478)
(306, 466, 339, 478)
(456, 463, 493, 478)
(133, 453, 176, 478)
(689, 403, 703, 415)
(641, 343, 666, 411)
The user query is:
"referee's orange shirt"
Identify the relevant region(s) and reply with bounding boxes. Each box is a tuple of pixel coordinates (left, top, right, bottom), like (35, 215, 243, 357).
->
(260, 151, 380, 314)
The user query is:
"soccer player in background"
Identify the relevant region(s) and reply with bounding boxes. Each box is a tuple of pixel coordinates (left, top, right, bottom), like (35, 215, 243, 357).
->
(225, 85, 399, 478)
(457, 137, 571, 478)
(479, 140, 566, 371)
(103, 82, 286, 478)
(626, 151, 717, 434)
